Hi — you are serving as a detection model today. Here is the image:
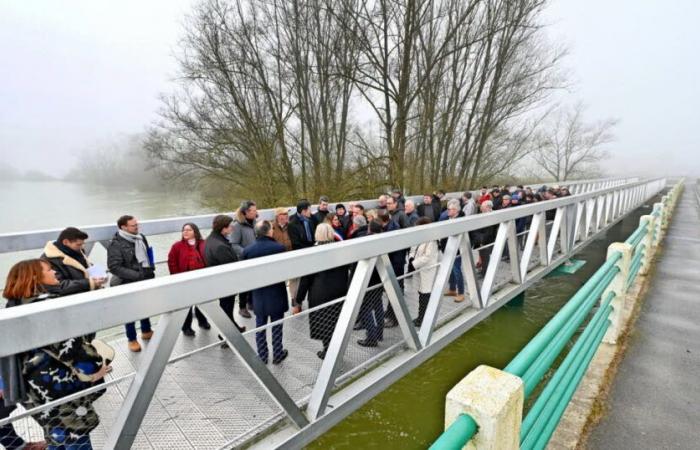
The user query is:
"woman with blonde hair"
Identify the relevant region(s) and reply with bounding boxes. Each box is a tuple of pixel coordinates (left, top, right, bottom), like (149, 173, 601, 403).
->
(294, 224, 349, 359)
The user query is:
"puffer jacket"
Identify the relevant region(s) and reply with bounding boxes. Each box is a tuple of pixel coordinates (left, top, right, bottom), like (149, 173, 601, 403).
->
(107, 232, 155, 286)
(230, 211, 257, 259)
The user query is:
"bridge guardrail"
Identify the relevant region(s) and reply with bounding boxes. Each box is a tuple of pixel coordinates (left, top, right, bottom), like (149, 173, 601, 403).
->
(431, 179, 683, 450)
(0, 177, 660, 450)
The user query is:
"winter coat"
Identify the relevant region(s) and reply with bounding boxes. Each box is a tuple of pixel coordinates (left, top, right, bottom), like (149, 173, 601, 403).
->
(439, 211, 465, 252)
(231, 213, 257, 259)
(409, 241, 439, 293)
(272, 222, 292, 251)
(472, 223, 497, 249)
(296, 254, 349, 341)
(107, 232, 155, 286)
(288, 213, 316, 250)
(242, 237, 289, 317)
(312, 210, 329, 227)
(167, 239, 206, 274)
(204, 232, 238, 304)
(41, 241, 96, 295)
(389, 209, 409, 229)
(406, 210, 420, 226)
(204, 232, 238, 267)
(417, 202, 441, 223)
(8, 292, 105, 446)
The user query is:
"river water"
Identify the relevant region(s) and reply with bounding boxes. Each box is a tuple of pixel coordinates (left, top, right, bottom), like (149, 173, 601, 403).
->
(308, 198, 659, 449)
(0, 180, 658, 448)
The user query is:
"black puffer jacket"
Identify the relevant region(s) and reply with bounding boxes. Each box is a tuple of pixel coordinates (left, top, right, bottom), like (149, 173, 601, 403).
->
(204, 232, 239, 267)
(107, 232, 155, 286)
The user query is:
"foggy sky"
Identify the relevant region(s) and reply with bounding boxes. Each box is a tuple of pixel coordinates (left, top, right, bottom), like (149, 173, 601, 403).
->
(1, 0, 698, 178)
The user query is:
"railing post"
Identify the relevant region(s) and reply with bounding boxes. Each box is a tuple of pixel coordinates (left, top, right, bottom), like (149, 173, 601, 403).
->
(444, 365, 523, 450)
(602, 243, 633, 345)
(638, 215, 656, 276)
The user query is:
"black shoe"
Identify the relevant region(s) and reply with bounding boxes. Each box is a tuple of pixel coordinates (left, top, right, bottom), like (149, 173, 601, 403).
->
(353, 323, 364, 331)
(259, 355, 269, 364)
(199, 321, 211, 330)
(220, 341, 229, 349)
(272, 349, 288, 365)
(357, 339, 378, 347)
(384, 318, 398, 328)
(182, 328, 195, 337)
(317, 348, 327, 359)
(412, 318, 422, 327)
(239, 309, 252, 319)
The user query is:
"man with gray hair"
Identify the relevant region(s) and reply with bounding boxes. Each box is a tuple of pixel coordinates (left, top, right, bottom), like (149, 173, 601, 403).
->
(242, 221, 289, 364)
(405, 200, 419, 226)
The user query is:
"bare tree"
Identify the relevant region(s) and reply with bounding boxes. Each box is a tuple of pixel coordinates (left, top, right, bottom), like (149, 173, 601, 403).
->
(533, 102, 617, 181)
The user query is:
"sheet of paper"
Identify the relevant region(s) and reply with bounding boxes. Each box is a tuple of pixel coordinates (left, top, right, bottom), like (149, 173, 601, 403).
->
(87, 264, 107, 278)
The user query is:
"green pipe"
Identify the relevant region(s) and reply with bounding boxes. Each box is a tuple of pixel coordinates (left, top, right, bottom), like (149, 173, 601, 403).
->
(520, 292, 615, 442)
(624, 223, 647, 247)
(504, 253, 621, 377)
(429, 413, 478, 450)
(529, 317, 610, 450)
(521, 267, 619, 398)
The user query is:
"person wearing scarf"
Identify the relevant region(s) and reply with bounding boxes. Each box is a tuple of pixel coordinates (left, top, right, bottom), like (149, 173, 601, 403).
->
(107, 215, 155, 352)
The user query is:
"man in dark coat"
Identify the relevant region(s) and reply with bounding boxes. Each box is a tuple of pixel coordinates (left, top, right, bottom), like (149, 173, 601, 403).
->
(205, 215, 246, 338)
(107, 215, 155, 352)
(417, 194, 441, 223)
(288, 199, 316, 250)
(41, 227, 105, 296)
(243, 221, 289, 364)
(384, 196, 409, 327)
(312, 195, 330, 226)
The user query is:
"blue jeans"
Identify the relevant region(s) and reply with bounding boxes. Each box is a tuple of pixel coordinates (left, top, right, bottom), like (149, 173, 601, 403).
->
(125, 318, 152, 341)
(48, 435, 92, 450)
(255, 311, 284, 362)
(449, 257, 464, 294)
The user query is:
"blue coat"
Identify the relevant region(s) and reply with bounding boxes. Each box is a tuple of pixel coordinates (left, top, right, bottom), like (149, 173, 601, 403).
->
(242, 236, 289, 317)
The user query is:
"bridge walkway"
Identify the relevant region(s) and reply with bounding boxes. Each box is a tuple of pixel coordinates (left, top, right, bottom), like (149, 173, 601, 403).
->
(589, 182, 700, 449)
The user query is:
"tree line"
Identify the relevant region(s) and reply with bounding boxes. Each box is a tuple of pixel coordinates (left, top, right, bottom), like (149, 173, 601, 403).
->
(143, 0, 613, 208)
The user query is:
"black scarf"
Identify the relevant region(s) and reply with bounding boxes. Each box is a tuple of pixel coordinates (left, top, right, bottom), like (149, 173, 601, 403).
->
(55, 241, 88, 268)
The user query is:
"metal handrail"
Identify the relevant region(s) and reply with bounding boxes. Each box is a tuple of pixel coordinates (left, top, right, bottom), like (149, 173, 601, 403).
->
(0, 178, 663, 358)
(0, 177, 639, 253)
(429, 413, 478, 449)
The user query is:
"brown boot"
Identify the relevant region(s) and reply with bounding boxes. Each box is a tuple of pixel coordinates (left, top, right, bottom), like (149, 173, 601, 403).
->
(444, 289, 457, 297)
(454, 294, 465, 303)
(141, 330, 154, 340)
(128, 340, 142, 352)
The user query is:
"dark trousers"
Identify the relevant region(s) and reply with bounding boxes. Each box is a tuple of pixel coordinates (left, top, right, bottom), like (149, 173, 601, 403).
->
(415, 292, 431, 325)
(219, 296, 244, 332)
(125, 318, 152, 342)
(0, 404, 24, 450)
(479, 248, 491, 274)
(239, 291, 251, 310)
(182, 306, 209, 331)
(255, 311, 284, 361)
(385, 261, 405, 322)
(360, 290, 384, 343)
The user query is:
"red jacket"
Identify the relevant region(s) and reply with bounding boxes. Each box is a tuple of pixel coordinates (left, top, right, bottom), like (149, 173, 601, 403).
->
(167, 239, 207, 274)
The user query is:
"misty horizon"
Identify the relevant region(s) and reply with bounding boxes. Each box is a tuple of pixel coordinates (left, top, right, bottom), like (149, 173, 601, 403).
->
(1, 0, 699, 180)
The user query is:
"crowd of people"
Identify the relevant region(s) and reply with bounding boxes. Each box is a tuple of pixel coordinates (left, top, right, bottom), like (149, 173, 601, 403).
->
(0, 184, 572, 449)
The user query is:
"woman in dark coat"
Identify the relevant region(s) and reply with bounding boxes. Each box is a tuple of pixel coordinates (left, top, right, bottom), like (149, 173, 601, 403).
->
(168, 222, 211, 336)
(2, 259, 111, 449)
(294, 224, 349, 359)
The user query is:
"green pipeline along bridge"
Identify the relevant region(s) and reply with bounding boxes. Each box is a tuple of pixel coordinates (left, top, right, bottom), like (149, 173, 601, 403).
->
(0, 176, 695, 450)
